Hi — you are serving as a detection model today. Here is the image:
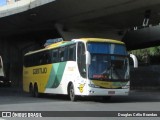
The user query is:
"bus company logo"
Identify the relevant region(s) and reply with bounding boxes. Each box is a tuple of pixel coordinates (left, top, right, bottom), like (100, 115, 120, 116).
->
(78, 84, 85, 93)
(33, 68, 47, 74)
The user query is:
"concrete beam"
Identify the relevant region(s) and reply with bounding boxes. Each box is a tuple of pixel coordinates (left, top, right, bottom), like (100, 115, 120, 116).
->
(55, 23, 123, 40)
(123, 25, 160, 50)
(0, 0, 55, 18)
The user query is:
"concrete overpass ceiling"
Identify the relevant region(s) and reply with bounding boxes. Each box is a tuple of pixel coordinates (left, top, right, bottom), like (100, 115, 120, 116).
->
(81, 4, 160, 29)
(1, 0, 160, 38)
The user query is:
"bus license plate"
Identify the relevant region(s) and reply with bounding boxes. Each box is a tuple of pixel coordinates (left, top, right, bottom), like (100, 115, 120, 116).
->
(108, 91, 115, 95)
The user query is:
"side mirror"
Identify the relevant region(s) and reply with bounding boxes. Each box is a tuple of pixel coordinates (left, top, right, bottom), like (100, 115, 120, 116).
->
(130, 54, 138, 68)
(86, 51, 91, 65)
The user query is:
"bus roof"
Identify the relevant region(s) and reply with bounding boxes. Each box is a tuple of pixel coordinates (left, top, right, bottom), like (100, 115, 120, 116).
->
(25, 38, 124, 56)
(25, 41, 75, 56)
(77, 38, 125, 44)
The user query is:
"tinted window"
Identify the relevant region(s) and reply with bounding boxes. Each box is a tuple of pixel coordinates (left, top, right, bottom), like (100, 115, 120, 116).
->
(77, 42, 86, 78)
(59, 47, 68, 62)
(24, 43, 77, 67)
(52, 49, 59, 63)
(24, 50, 51, 67)
(68, 44, 76, 61)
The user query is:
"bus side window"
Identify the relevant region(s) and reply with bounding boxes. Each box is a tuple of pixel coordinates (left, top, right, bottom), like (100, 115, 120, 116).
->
(44, 52, 49, 64)
(39, 51, 51, 65)
(68, 44, 76, 61)
(34, 54, 39, 66)
(39, 53, 44, 65)
(64, 47, 68, 61)
(60, 49, 64, 62)
(59, 47, 68, 62)
(52, 49, 58, 63)
(29, 55, 34, 67)
(27, 55, 32, 67)
(45, 52, 51, 64)
(39, 52, 45, 65)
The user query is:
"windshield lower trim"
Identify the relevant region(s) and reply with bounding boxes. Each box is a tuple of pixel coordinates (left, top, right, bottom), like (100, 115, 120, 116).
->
(89, 79, 129, 82)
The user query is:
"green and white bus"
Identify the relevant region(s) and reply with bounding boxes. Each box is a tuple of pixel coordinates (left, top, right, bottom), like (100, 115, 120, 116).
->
(23, 38, 138, 101)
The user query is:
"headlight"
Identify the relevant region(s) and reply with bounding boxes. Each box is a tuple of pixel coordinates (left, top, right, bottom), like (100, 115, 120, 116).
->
(88, 84, 100, 88)
(122, 85, 130, 89)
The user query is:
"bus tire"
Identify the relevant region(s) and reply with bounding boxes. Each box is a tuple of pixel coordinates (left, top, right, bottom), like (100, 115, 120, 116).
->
(34, 84, 39, 98)
(29, 83, 34, 97)
(69, 83, 77, 102)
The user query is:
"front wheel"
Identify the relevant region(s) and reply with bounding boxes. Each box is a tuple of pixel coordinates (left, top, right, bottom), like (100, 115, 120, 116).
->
(69, 84, 77, 101)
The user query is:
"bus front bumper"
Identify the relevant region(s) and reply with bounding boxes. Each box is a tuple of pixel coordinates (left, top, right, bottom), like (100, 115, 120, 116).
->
(86, 87, 129, 96)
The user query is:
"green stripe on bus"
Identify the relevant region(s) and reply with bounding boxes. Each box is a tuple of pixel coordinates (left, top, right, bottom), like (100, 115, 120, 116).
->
(45, 63, 59, 88)
(46, 62, 67, 88)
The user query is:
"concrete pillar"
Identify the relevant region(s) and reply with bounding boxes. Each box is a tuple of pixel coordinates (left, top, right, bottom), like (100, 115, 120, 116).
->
(0, 38, 10, 84)
(9, 44, 23, 88)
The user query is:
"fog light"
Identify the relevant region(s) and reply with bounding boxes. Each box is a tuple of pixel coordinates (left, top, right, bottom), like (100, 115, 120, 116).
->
(122, 85, 130, 89)
(89, 90, 95, 93)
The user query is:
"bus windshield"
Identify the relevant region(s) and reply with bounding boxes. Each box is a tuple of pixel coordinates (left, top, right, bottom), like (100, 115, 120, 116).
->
(87, 42, 129, 81)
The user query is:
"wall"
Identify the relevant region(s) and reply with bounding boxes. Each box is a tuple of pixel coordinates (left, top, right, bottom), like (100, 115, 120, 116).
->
(0, 37, 42, 88)
(130, 65, 160, 90)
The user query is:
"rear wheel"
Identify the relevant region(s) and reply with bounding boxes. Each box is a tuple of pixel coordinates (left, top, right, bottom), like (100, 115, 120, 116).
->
(33, 84, 39, 98)
(69, 84, 77, 101)
(29, 84, 34, 97)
